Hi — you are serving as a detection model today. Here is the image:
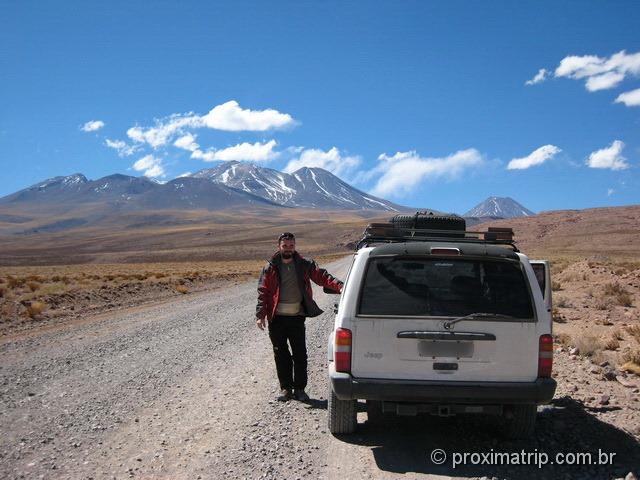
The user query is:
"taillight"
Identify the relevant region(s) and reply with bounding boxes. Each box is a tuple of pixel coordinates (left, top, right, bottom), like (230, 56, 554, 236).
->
(538, 334, 553, 378)
(335, 328, 352, 373)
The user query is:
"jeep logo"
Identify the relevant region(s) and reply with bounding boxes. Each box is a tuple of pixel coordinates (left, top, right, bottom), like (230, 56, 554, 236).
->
(364, 352, 383, 359)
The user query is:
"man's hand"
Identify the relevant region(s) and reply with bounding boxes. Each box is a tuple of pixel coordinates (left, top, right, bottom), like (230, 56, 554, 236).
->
(256, 317, 267, 330)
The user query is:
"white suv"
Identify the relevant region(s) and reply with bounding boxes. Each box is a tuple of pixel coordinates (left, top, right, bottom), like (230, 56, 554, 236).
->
(327, 218, 556, 439)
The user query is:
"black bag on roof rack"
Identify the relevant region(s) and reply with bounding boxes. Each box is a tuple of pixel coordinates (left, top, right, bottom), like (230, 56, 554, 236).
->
(390, 211, 466, 231)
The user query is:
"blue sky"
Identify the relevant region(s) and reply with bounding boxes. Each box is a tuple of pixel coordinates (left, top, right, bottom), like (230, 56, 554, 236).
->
(1, 0, 639, 214)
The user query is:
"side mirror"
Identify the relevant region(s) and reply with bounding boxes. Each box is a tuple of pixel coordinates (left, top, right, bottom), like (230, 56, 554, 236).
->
(323, 286, 340, 295)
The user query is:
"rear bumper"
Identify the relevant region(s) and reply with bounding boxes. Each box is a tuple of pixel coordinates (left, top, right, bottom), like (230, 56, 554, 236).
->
(330, 367, 556, 405)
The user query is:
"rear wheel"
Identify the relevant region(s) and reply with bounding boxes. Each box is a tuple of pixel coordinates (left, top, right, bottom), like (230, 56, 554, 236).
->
(328, 386, 357, 434)
(503, 404, 537, 439)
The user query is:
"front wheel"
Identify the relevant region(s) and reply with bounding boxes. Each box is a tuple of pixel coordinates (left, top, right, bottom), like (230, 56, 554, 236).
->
(328, 385, 357, 434)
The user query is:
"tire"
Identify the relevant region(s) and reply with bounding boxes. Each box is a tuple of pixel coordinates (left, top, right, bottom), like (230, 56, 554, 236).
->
(391, 212, 466, 231)
(503, 404, 537, 439)
(328, 385, 357, 434)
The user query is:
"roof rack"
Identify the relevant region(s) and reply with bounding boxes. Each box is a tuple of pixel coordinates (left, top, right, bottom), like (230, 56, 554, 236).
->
(356, 224, 519, 251)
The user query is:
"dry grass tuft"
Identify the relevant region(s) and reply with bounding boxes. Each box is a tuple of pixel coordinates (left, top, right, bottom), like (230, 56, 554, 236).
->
(603, 282, 628, 296)
(614, 292, 633, 307)
(555, 296, 571, 308)
(7, 276, 23, 288)
(612, 329, 625, 341)
(604, 337, 620, 351)
(594, 298, 612, 311)
(621, 349, 640, 375)
(26, 301, 47, 319)
(552, 307, 566, 323)
(625, 325, 640, 344)
(175, 285, 188, 294)
(554, 332, 572, 347)
(574, 335, 604, 357)
(551, 281, 562, 291)
(0, 286, 6, 298)
(26, 281, 41, 292)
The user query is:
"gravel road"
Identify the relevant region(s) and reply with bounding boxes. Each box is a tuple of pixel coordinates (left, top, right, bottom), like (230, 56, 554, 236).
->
(1, 257, 638, 480)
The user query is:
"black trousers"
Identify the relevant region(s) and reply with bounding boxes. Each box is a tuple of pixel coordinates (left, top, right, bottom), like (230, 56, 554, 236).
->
(268, 315, 307, 390)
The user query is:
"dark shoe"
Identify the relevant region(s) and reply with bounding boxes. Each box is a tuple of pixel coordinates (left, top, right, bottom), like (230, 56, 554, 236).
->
(294, 389, 310, 402)
(277, 388, 293, 402)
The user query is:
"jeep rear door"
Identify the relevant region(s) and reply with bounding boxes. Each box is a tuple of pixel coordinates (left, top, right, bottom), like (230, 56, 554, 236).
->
(350, 255, 540, 382)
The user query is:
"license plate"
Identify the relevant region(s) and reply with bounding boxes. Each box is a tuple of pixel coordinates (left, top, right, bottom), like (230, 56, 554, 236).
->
(418, 340, 473, 358)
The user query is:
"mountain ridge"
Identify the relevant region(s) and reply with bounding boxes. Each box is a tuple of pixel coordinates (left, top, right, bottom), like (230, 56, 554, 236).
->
(0, 162, 405, 213)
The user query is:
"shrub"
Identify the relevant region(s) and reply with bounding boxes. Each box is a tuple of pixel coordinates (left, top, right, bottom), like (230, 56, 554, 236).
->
(26, 281, 41, 292)
(603, 282, 628, 296)
(0, 286, 6, 298)
(615, 292, 633, 307)
(551, 281, 562, 291)
(594, 298, 611, 311)
(555, 296, 571, 308)
(621, 349, 640, 375)
(612, 329, 625, 341)
(625, 325, 640, 344)
(175, 285, 188, 294)
(574, 335, 603, 357)
(552, 307, 566, 323)
(26, 301, 47, 318)
(7, 276, 23, 288)
(554, 332, 572, 346)
(604, 337, 620, 351)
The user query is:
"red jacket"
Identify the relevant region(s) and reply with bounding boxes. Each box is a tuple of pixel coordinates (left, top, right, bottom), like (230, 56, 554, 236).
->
(256, 251, 343, 321)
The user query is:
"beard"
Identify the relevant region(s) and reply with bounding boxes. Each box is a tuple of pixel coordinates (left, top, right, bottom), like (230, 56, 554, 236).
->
(281, 251, 293, 259)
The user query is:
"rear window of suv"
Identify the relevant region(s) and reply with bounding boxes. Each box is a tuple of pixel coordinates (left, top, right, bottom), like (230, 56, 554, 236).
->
(358, 257, 534, 319)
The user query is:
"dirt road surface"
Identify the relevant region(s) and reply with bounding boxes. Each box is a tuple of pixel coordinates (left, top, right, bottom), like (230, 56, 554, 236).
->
(2, 258, 638, 479)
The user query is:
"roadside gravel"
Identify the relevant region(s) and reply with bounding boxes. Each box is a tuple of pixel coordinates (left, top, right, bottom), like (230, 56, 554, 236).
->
(1, 257, 638, 480)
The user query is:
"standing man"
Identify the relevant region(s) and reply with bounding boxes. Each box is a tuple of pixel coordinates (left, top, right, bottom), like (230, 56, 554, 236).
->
(256, 232, 343, 402)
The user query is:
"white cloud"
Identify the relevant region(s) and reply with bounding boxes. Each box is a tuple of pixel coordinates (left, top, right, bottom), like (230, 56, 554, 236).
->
(174, 133, 200, 152)
(525, 68, 549, 85)
(615, 88, 640, 107)
(607, 188, 615, 196)
(370, 149, 484, 197)
(553, 50, 640, 91)
(132, 154, 165, 178)
(585, 72, 625, 92)
(191, 140, 279, 162)
(586, 140, 629, 170)
(283, 147, 361, 178)
(105, 138, 139, 157)
(127, 114, 199, 148)
(177, 171, 192, 178)
(124, 101, 295, 149)
(507, 145, 562, 170)
(200, 100, 295, 132)
(81, 120, 105, 132)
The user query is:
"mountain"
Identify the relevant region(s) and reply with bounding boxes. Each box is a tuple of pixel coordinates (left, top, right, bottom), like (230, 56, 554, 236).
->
(192, 161, 402, 211)
(0, 163, 406, 215)
(0, 172, 278, 214)
(464, 196, 534, 218)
